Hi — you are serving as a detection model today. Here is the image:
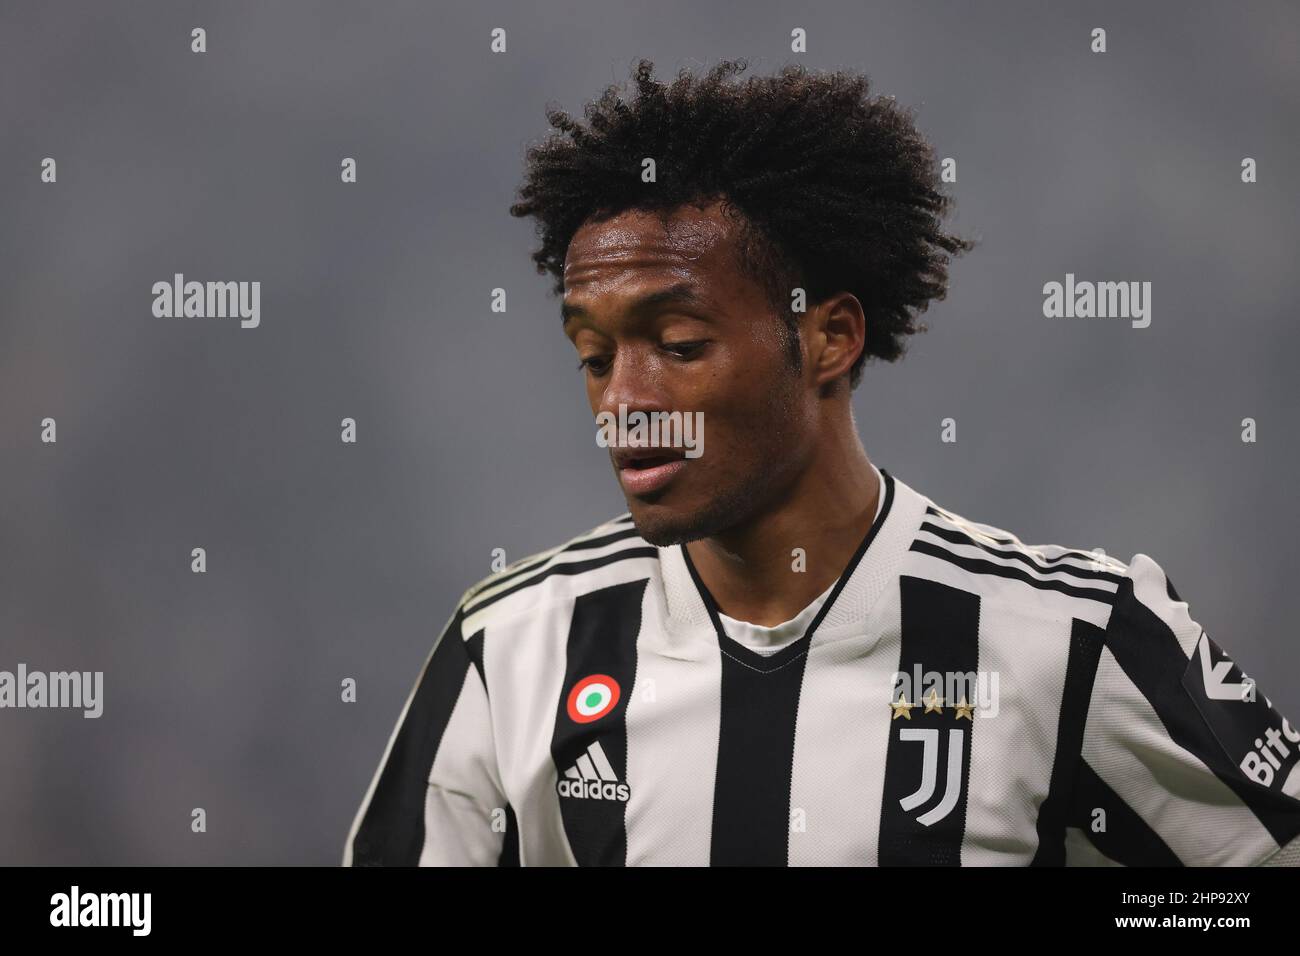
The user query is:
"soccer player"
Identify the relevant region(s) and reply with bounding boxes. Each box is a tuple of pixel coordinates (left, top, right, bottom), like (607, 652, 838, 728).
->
(344, 59, 1300, 866)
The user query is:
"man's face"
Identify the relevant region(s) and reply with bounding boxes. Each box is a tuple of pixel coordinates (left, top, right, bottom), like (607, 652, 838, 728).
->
(562, 200, 818, 546)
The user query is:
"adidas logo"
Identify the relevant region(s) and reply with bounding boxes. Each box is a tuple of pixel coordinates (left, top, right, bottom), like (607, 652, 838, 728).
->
(556, 740, 631, 802)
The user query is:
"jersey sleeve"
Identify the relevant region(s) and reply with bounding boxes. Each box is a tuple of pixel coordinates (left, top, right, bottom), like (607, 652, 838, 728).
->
(1064, 553, 1300, 866)
(343, 597, 515, 866)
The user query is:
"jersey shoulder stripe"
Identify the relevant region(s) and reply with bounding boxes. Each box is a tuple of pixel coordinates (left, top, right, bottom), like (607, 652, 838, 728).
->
(469, 523, 642, 597)
(903, 496, 1132, 621)
(459, 513, 656, 627)
(458, 512, 633, 606)
(924, 501, 1127, 569)
(920, 507, 1124, 584)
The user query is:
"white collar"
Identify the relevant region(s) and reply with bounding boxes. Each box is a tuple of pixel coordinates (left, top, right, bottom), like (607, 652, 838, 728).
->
(651, 466, 926, 657)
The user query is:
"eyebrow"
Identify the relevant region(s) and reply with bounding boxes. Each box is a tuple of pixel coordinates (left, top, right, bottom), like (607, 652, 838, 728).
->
(561, 282, 709, 326)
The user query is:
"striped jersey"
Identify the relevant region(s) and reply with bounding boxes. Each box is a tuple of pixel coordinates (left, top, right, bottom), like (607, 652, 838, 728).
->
(344, 467, 1300, 866)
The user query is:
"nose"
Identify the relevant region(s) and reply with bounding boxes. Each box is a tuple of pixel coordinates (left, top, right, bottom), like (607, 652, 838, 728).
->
(597, 345, 671, 422)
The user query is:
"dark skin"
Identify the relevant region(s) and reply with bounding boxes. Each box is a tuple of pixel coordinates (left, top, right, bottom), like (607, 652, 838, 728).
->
(561, 198, 880, 627)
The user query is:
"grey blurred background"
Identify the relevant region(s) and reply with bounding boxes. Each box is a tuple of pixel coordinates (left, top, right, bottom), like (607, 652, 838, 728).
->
(0, 1, 1296, 864)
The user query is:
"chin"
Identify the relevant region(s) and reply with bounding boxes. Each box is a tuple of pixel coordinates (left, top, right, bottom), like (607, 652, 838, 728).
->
(625, 507, 698, 547)
(625, 496, 734, 547)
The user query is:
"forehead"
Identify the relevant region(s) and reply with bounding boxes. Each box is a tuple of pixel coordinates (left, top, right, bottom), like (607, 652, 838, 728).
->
(563, 200, 745, 296)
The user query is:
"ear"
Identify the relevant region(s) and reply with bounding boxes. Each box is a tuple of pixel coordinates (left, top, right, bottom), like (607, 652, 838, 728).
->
(805, 292, 865, 388)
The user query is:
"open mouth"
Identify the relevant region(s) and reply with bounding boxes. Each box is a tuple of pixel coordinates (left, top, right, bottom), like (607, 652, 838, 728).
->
(614, 450, 689, 497)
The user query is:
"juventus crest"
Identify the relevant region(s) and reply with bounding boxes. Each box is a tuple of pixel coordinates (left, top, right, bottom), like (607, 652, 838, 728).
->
(897, 727, 967, 826)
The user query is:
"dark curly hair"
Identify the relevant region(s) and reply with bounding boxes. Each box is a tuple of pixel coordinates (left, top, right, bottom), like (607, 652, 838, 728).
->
(509, 58, 974, 388)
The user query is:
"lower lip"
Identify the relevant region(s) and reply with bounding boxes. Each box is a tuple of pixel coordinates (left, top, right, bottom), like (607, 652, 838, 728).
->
(619, 458, 687, 496)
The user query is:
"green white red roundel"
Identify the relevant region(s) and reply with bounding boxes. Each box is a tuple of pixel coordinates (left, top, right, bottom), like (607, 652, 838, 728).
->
(567, 675, 621, 723)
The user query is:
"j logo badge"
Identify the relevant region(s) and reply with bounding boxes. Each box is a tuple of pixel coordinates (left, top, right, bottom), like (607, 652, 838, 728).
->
(898, 727, 967, 826)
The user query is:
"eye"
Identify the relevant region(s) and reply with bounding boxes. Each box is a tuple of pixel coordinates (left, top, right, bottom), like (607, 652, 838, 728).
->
(577, 354, 612, 376)
(662, 340, 707, 359)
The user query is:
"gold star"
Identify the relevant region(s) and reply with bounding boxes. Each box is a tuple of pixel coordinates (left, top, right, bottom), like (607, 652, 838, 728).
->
(891, 695, 914, 720)
(923, 688, 945, 714)
(954, 696, 974, 720)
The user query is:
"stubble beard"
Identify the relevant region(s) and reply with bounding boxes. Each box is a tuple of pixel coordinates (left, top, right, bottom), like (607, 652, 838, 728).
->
(625, 370, 805, 548)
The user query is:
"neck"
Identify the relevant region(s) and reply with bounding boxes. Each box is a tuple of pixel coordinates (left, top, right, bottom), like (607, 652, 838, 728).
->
(684, 412, 879, 627)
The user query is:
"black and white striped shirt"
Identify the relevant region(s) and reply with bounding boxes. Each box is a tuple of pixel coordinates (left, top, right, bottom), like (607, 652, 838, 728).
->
(344, 468, 1300, 866)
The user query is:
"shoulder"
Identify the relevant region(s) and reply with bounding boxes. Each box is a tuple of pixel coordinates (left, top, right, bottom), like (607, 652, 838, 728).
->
(902, 492, 1300, 861)
(898, 490, 1144, 627)
(452, 512, 660, 634)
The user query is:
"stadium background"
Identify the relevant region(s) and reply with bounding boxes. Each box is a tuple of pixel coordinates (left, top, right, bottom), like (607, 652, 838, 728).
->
(1, 1, 1296, 864)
